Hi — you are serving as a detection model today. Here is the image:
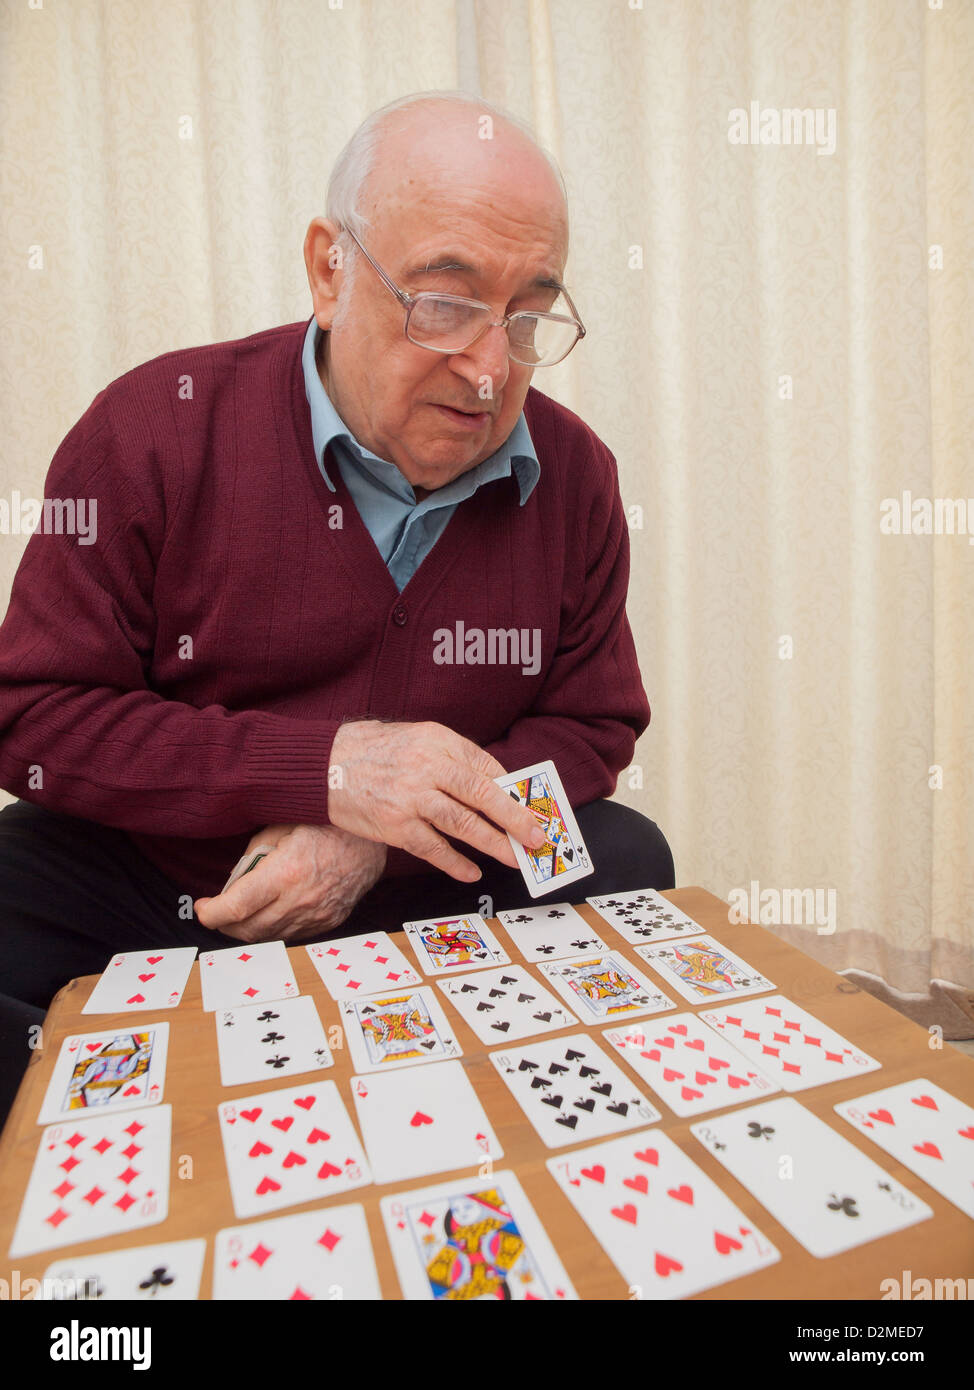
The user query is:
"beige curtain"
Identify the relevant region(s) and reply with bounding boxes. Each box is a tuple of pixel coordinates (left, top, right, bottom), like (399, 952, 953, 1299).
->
(1, 0, 971, 1025)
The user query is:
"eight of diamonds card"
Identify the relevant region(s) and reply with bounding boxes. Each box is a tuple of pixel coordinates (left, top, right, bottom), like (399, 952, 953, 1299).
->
(587, 890, 707, 946)
(699, 995, 881, 1092)
(495, 902, 608, 962)
(546, 1129, 780, 1299)
(40, 1239, 206, 1300)
(835, 1078, 974, 1219)
(199, 940, 298, 1012)
(602, 1014, 780, 1118)
(636, 937, 774, 1005)
(10, 1107, 172, 1258)
(306, 932, 422, 1000)
(494, 759, 594, 898)
(37, 1025, 169, 1126)
(690, 1098, 934, 1258)
(490, 1034, 661, 1147)
(341, 987, 461, 1073)
(403, 914, 510, 975)
(539, 953, 675, 1025)
(215, 997, 333, 1087)
(382, 1171, 577, 1300)
(83, 948, 197, 1014)
(213, 1204, 381, 1300)
(438, 965, 577, 1044)
(218, 1081, 370, 1220)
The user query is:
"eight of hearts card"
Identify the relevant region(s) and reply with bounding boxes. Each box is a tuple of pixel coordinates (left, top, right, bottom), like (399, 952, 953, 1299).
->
(834, 1078, 974, 1219)
(538, 953, 676, 1025)
(382, 1171, 577, 1300)
(40, 1239, 206, 1301)
(340, 987, 461, 1073)
(215, 996, 333, 1087)
(213, 1204, 381, 1300)
(218, 1081, 371, 1220)
(495, 902, 609, 962)
(37, 1025, 169, 1126)
(546, 1130, 780, 1300)
(690, 1098, 934, 1258)
(10, 1107, 173, 1258)
(636, 937, 774, 1005)
(699, 995, 881, 1092)
(494, 759, 594, 898)
(490, 1034, 661, 1147)
(199, 940, 299, 1012)
(586, 890, 707, 946)
(437, 965, 577, 1044)
(403, 914, 510, 975)
(82, 948, 197, 1014)
(351, 1061, 503, 1185)
(602, 1014, 780, 1118)
(306, 932, 422, 1000)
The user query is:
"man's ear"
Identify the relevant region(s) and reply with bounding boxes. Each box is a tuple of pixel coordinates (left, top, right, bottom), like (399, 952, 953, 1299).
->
(303, 217, 345, 329)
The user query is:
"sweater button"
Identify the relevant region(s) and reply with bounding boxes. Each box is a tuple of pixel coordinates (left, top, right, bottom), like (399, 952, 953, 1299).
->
(392, 604, 408, 626)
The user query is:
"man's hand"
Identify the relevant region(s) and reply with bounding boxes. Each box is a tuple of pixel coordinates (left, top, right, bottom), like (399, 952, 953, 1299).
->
(193, 823, 387, 944)
(327, 719, 546, 882)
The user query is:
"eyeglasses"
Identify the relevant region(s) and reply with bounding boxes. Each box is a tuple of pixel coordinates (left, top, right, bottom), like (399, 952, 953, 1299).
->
(338, 224, 586, 367)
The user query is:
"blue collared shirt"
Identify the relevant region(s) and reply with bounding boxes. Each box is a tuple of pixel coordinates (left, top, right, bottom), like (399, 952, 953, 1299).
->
(301, 318, 540, 591)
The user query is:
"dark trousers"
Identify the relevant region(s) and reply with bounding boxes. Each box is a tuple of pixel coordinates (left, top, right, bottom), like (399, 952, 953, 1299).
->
(0, 798, 674, 1128)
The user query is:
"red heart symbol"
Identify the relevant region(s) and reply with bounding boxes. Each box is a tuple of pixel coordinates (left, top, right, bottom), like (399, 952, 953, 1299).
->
(282, 1150, 306, 1168)
(668, 1184, 693, 1205)
(695, 1071, 716, 1085)
(912, 1095, 938, 1110)
(727, 1074, 748, 1089)
(138, 973, 156, 983)
(123, 1085, 140, 1096)
(640, 1049, 662, 1062)
(914, 1142, 943, 1160)
(249, 1140, 272, 1157)
(272, 1116, 294, 1132)
(611, 1204, 638, 1225)
(654, 1251, 683, 1276)
(126, 994, 145, 1004)
(658, 1037, 675, 1049)
(958, 1127, 974, 1140)
(410, 1111, 433, 1127)
(294, 1096, 315, 1110)
(241, 1108, 263, 1123)
(634, 1148, 659, 1166)
(318, 1161, 341, 1178)
(714, 1230, 743, 1254)
(623, 1174, 649, 1194)
(581, 1165, 606, 1183)
(306, 1128, 330, 1143)
(663, 1067, 684, 1082)
(255, 1176, 281, 1195)
(869, 1109, 894, 1124)
(685, 1039, 704, 1051)
(681, 1086, 704, 1101)
(668, 1024, 688, 1036)
(709, 1057, 729, 1070)
(85, 1044, 101, 1053)
(147, 956, 163, 964)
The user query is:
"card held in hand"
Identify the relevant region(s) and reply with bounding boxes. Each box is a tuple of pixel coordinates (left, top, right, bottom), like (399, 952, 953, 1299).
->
(494, 759, 594, 898)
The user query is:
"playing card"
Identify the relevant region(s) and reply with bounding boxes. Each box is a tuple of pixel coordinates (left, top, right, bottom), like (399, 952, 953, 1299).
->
(834, 1078, 974, 1219)
(40, 1239, 205, 1300)
(351, 1060, 503, 1185)
(10, 1107, 172, 1258)
(494, 759, 594, 898)
(586, 889, 707, 946)
(437, 965, 577, 1044)
(199, 940, 299, 1012)
(82, 948, 197, 1014)
(218, 1080, 370, 1220)
(382, 1171, 577, 1300)
(215, 996, 333, 1087)
(340, 987, 461, 1073)
(538, 953, 676, 1024)
(37, 1025, 169, 1126)
(700, 994, 882, 1091)
(496, 902, 609, 961)
(636, 936, 775, 1004)
(402, 914, 510, 975)
(306, 931, 422, 999)
(603, 1014, 780, 1117)
(547, 1129, 780, 1299)
(490, 1034, 661, 1147)
(690, 1097, 934, 1257)
(221, 844, 276, 893)
(213, 1204, 381, 1300)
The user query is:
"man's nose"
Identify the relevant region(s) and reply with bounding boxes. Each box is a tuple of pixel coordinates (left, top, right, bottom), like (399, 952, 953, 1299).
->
(457, 322, 511, 392)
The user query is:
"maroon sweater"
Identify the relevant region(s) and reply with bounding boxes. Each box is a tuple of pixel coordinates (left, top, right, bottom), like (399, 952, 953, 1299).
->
(0, 320, 650, 899)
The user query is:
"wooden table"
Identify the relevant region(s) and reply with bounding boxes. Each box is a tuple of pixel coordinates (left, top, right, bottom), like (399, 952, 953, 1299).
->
(2, 887, 973, 1300)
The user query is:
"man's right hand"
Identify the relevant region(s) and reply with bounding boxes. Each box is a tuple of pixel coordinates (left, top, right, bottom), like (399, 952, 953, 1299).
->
(327, 719, 546, 882)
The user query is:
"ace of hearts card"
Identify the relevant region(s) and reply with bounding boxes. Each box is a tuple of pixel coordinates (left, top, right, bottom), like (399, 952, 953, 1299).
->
(494, 760, 594, 898)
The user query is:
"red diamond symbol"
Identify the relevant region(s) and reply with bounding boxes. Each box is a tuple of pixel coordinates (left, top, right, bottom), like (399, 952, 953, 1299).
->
(419, 1209, 437, 1228)
(326, 948, 340, 957)
(124, 1121, 145, 1137)
(349, 980, 362, 991)
(248, 1243, 273, 1268)
(61, 1155, 81, 1173)
(761, 1046, 780, 1058)
(743, 1029, 760, 1041)
(783, 1061, 802, 1074)
(238, 953, 253, 962)
(93, 1138, 113, 1155)
(365, 940, 378, 949)
(115, 1192, 136, 1212)
(65, 1132, 86, 1149)
(387, 972, 401, 982)
(290, 1287, 312, 1300)
(244, 987, 259, 998)
(824, 1050, 843, 1063)
(376, 956, 389, 965)
(805, 1035, 822, 1049)
(338, 964, 350, 973)
(772, 1032, 791, 1045)
(317, 1229, 341, 1252)
(83, 1186, 107, 1206)
(765, 1007, 782, 1017)
(46, 1207, 70, 1228)
(53, 1180, 75, 1199)
(118, 1166, 140, 1185)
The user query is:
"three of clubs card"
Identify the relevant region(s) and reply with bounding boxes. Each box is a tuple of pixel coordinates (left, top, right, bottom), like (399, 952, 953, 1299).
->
(215, 996, 333, 1087)
(495, 760, 594, 898)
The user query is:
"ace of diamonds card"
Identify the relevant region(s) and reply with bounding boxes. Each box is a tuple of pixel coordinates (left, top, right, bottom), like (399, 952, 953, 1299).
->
(494, 759, 594, 898)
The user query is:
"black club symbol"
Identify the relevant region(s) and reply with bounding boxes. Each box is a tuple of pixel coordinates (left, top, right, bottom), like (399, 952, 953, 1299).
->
(265, 1054, 291, 1070)
(746, 1122, 775, 1141)
(139, 1266, 175, 1295)
(827, 1194, 859, 1219)
(256, 1010, 280, 1023)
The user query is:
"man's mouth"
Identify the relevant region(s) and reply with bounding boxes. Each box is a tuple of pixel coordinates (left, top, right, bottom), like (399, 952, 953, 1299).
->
(433, 403, 491, 429)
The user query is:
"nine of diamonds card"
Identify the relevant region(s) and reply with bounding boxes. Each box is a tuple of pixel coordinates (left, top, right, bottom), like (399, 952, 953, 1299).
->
(494, 759, 594, 898)
(37, 1025, 169, 1126)
(495, 902, 609, 962)
(305, 931, 422, 1000)
(340, 987, 462, 1073)
(586, 889, 707, 946)
(40, 1239, 206, 1300)
(213, 1203, 382, 1300)
(437, 964, 577, 1044)
(636, 936, 774, 1005)
(402, 913, 510, 975)
(538, 953, 676, 1024)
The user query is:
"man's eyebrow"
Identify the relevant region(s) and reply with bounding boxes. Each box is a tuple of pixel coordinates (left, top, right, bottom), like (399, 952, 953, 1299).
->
(403, 256, 566, 294)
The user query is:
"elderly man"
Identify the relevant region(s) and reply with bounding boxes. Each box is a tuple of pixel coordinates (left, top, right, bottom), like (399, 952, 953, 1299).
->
(0, 92, 672, 1123)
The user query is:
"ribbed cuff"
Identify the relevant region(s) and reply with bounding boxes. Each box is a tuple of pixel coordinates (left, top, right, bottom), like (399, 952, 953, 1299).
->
(241, 718, 342, 825)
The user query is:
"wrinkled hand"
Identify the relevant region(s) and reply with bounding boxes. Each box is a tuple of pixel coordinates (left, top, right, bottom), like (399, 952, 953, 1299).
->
(194, 823, 387, 944)
(327, 719, 546, 882)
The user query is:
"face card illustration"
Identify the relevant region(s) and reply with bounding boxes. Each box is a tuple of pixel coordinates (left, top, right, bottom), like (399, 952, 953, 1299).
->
(586, 890, 707, 946)
(341, 987, 462, 1073)
(636, 937, 774, 1005)
(82, 948, 197, 1014)
(199, 940, 299, 1012)
(496, 903, 609, 962)
(403, 914, 510, 975)
(700, 995, 882, 1092)
(213, 1203, 381, 1300)
(382, 1171, 577, 1300)
(491, 1034, 661, 1147)
(218, 1080, 371, 1220)
(10, 1106, 172, 1258)
(438, 965, 578, 1044)
(602, 1014, 780, 1118)
(216, 996, 333, 1087)
(834, 1078, 974, 1219)
(547, 1129, 780, 1299)
(38, 1026, 169, 1126)
(690, 1097, 934, 1257)
(40, 1239, 206, 1300)
(306, 932, 422, 1000)
(538, 953, 676, 1024)
(494, 760, 594, 898)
